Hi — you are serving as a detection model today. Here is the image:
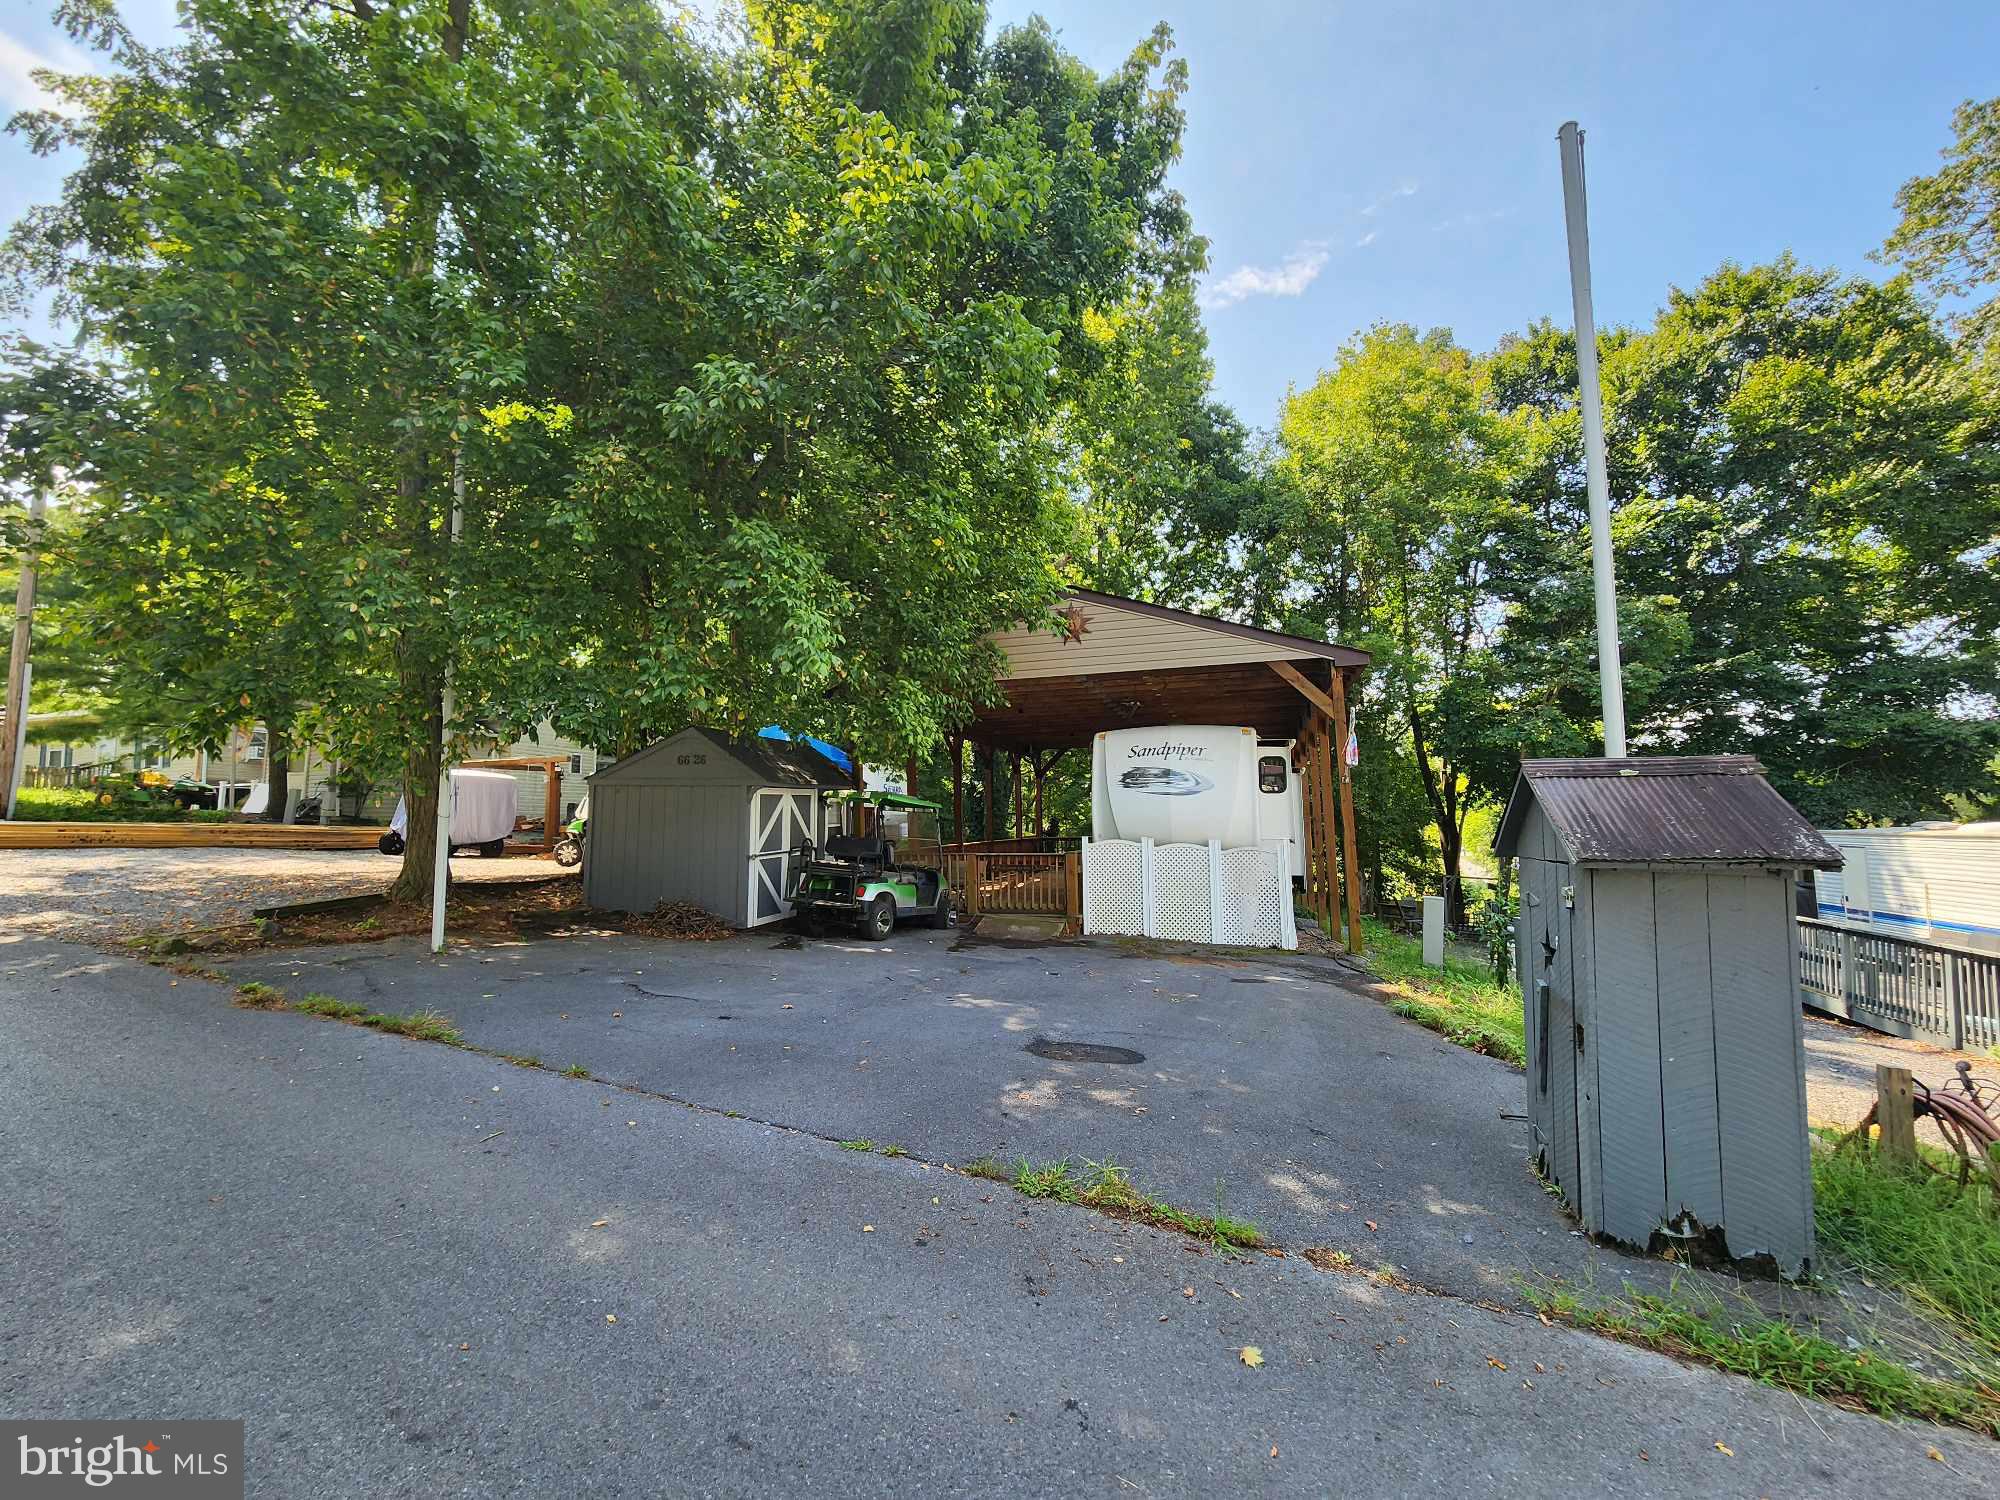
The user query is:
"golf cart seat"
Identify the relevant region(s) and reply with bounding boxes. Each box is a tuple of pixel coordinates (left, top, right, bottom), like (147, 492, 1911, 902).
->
(824, 833, 892, 866)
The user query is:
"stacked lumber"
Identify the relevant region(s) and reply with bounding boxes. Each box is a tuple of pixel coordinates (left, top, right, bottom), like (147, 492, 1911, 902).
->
(0, 821, 387, 851)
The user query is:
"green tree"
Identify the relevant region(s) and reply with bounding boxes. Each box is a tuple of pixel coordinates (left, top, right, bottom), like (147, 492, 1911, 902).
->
(1882, 96, 2000, 361)
(1482, 263, 2000, 825)
(1270, 325, 1515, 916)
(7, 0, 1197, 892)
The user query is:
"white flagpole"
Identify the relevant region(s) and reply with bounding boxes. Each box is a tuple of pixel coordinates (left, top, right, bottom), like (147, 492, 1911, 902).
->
(430, 431, 464, 953)
(1557, 120, 1628, 758)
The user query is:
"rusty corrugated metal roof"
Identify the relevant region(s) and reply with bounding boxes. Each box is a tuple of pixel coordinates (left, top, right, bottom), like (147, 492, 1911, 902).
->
(1493, 755, 1843, 868)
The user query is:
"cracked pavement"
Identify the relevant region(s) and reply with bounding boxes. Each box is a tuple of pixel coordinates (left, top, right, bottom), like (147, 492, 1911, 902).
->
(4, 928, 1994, 1492)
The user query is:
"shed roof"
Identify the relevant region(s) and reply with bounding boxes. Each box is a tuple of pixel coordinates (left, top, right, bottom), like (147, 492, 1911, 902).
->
(1493, 756, 1843, 869)
(592, 727, 851, 789)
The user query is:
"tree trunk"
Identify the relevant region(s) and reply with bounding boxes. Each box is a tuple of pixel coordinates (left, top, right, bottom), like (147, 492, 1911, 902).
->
(1406, 703, 1467, 927)
(262, 726, 290, 823)
(386, 662, 444, 903)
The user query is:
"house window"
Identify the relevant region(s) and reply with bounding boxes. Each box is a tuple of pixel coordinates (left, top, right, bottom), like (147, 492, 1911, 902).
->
(569, 753, 583, 775)
(244, 729, 267, 762)
(38, 745, 74, 769)
(136, 744, 171, 771)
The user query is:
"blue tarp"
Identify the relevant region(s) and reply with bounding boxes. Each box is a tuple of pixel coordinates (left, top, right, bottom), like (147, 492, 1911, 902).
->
(756, 725, 853, 774)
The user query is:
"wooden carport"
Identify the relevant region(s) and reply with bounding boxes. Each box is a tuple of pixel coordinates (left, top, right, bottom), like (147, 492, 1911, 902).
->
(943, 590, 1370, 952)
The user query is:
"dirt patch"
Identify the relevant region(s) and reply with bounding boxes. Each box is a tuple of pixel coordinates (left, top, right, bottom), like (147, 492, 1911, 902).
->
(125, 881, 737, 958)
(622, 901, 734, 942)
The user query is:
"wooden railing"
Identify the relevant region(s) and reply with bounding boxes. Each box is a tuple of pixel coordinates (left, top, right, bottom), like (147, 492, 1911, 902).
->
(1799, 917, 2000, 1051)
(950, 836, 1083, 856)
(942, 849, 1079, 917)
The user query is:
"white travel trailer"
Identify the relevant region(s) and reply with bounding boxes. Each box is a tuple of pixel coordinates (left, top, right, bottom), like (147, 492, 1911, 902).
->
(1811, 823, 2000, 955)
(1091, 725, 1306, 880)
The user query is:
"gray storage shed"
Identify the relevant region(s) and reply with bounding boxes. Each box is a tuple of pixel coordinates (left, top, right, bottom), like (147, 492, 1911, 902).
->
(583, 728, 851, 927)
(1493, 756, 1842, 1276)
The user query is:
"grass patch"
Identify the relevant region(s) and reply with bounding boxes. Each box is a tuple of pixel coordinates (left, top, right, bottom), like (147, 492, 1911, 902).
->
(1359, 917, 1524, 1065)
(961, 1154, 1012, 1183)
(879, 1144, 910, 1159)
(362, 1009, 460, 1044)
(232, 981, 285, 1010)
(499, 1053, 543, 1069)
(839, 1139, 876, 1152)
(295, 993, 366, 1019)
(13, 784, 192, 822)
(1813, 1131, 2000, 1371)
(1000, 1156, 1263, 1250)
(562, 1064, 590, 1079)
(285, 992, 461, 1044)
(1528, 1281, 2000, 1436)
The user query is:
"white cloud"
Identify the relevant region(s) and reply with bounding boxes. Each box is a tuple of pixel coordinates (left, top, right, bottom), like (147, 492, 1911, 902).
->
(1359, 180, 1420, 217)
(0, 28, 91, 115)
(1200, 241, 1330, 312)
(1354, 230, 1377, 249)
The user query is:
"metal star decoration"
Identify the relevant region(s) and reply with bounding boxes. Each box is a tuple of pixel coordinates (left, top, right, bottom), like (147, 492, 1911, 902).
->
(1058, 604, 1092, 644)
(1540, 931, 1558, 968)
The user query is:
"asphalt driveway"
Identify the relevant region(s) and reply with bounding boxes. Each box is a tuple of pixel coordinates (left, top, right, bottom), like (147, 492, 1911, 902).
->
(10, 932, 1993, 1494)
(222, 923, 1680, 1309)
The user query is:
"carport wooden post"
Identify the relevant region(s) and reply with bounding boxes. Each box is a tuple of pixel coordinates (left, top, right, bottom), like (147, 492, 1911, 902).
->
(543, 762, 561, 852)
(1307, 724, 1331, 933)
(1296, 728, 1312, 928)
(1312, 714, 1342, 941)
(983, 743, 997, 841)
(949, 733, 965, 848)
(1329, 669, 1364, 954)
(1011, 751, 1023, 838)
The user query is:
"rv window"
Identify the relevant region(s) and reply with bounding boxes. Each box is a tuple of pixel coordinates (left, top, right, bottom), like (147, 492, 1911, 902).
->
(1258, 756, 1287, 793)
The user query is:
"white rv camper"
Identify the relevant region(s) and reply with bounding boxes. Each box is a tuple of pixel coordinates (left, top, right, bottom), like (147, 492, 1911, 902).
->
(1091, 725, 1306, 880)
(1811, 824, 2000, 955)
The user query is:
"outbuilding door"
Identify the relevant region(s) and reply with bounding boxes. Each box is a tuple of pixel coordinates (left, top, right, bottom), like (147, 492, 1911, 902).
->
(748, 789, 816, 926)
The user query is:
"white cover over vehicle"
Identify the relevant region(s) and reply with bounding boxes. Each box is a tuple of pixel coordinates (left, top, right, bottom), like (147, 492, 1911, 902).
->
(389, 768, 519, 847)
(1092, 726, 1259, 848)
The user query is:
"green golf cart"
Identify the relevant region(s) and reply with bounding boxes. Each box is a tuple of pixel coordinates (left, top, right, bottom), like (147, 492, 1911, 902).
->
(788, 790, 952, 940)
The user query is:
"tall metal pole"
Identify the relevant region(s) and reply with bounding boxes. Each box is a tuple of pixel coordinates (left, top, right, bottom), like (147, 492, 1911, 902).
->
(1557, 120, 1628, 758)
(430, 433, 464, 953)
(1, 488, 48, 819)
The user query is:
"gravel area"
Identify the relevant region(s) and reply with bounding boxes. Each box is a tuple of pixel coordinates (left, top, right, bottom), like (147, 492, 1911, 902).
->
(0, 847, 573, 941)
(1803, 1008, 1995, 1130)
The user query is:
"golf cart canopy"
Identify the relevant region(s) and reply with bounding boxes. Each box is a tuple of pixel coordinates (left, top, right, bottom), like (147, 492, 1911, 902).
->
(831, 789, 944, 812)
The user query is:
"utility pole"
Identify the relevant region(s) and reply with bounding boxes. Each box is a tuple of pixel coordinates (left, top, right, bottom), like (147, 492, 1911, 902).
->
(1, 488, 48, 819)
(430, 432, 464, 953)
(1557, 120, 1628, 757)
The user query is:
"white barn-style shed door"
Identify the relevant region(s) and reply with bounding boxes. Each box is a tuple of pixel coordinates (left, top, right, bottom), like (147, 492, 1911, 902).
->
(748, 789, 817, 926)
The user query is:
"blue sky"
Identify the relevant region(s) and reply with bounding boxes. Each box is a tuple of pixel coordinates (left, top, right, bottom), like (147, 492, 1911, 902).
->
(4, 1, 1996, 425)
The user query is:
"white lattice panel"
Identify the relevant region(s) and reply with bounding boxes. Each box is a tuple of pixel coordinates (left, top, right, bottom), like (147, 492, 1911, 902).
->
(1219, 846, 1292, 948)
(1082, 839, 1145, 936)
(1153, 843, 1214, 943)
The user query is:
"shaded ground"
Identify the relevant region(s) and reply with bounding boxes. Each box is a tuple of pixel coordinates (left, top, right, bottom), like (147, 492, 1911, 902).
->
(0, 846, 573, 941)
(213, 918, 1973, 1374)
(5, 933, 1991, 1495)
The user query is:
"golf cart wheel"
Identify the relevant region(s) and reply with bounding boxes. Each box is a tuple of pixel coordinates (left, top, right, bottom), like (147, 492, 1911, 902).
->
(481, 839, 506, 858)
(862, 893, 896, 941)
(927, 898, 951, 930)
(377, 831, 405, 857)
(553, 837, 582, 868)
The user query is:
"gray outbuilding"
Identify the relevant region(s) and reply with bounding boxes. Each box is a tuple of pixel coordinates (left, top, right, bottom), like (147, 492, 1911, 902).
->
(1493, 756, 1843, 1277)
(582, 728, 850, 927)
